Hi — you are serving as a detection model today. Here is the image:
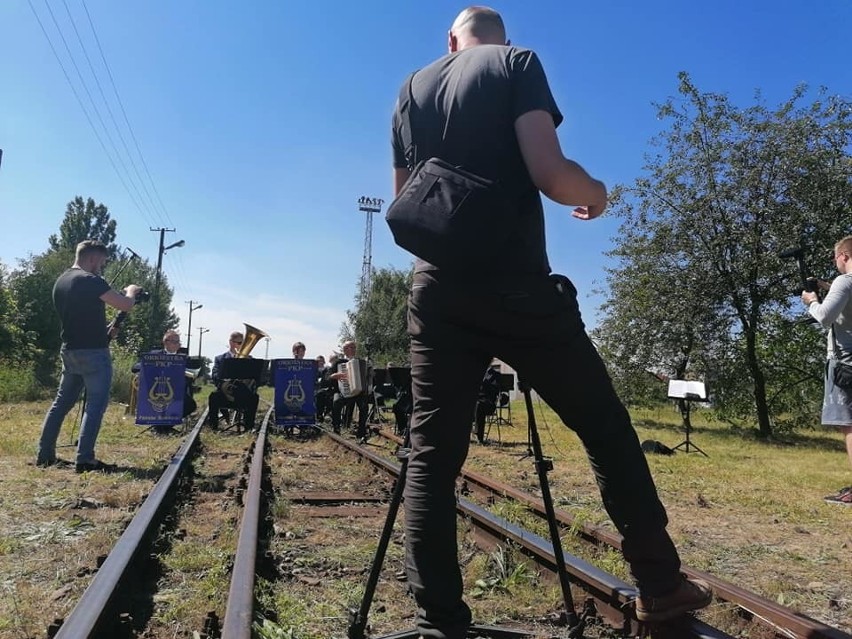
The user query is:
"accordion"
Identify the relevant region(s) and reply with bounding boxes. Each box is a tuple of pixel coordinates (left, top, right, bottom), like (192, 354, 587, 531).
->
(338, 358, 369, 398)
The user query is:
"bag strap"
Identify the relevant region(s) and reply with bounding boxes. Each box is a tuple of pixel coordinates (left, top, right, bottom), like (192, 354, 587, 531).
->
(830, 324, 844, 360)
(397, 72, 418, 171)
(396, 70, 524, 196)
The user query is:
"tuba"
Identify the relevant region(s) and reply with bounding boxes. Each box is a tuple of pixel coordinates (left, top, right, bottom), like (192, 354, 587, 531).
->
(221, 323, 269, 401)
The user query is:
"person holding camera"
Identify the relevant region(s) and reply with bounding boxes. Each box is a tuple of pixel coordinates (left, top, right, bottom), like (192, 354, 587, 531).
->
(36, 239, 143, 473)
(390, 8, 711, 637)
(802, 235, 852, 505)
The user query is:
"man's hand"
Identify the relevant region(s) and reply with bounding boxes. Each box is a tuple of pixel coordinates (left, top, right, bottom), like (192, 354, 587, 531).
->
(124, 284, 142, 298)
(570, 180, 607, 220)
(801, 291, 818, 306)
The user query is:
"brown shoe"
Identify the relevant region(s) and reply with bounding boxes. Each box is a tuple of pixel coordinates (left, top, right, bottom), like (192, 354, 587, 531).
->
(636, 576, 713, 622)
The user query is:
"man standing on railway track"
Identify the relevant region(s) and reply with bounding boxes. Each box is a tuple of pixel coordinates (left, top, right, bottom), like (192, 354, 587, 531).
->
(36, 239, 143, 473)
(389, 7, 712, 638)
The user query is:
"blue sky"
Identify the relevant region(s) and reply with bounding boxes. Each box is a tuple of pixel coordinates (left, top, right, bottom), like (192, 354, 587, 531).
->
(2, 0, 850, 362)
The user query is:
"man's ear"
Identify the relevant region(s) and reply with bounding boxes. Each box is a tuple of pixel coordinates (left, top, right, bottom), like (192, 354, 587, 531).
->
(448, 30, 458, 52)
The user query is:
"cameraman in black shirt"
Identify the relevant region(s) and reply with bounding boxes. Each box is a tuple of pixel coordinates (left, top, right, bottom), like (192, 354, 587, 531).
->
(36, 240, 143, 473)
(391, 8, 711, 637)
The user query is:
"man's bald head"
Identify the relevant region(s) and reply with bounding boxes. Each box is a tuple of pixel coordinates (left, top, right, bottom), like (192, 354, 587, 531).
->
(448, 6, 507, 52)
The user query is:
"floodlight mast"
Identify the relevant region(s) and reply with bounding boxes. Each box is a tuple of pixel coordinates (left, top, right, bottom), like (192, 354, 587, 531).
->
(357, 196, 384, 301)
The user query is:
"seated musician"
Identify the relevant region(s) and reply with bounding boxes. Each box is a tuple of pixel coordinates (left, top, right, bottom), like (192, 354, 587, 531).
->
(132, 330, 197, 434)
(315, 353, 335, 422)
(330, 340, 370, 441)
(473, 366, 500, 444)
(206, 330, 259, 431)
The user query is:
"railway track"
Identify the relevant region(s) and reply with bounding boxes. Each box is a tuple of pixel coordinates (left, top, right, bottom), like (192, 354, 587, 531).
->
(42, 417, 852, 639)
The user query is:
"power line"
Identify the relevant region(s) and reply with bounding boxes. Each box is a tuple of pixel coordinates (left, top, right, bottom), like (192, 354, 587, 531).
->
(80, 0, 175, 227)
(41, 0, 160, 224)
(26, 0, 156, 228)
(59, 0, 166, 227)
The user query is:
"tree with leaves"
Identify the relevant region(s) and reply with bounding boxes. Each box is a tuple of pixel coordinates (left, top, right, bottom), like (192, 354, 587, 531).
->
(343, 266, 413, 366)
(596, 74, 851, 437)
(48, 196, 119, 258)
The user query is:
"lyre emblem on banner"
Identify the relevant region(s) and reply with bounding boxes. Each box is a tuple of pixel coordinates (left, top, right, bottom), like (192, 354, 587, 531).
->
(148, 375, 175, 413)
(283, 377, 306, 411)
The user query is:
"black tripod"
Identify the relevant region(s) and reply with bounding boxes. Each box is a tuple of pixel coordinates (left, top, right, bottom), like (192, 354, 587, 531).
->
(347, 378, 586, 639)
(670, 395, 708, 457)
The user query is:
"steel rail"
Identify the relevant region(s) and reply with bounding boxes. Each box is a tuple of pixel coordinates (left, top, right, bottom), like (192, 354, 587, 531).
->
(328, 429, 736, 638)
(53, 410, 208, 639)
(457, 465, 852, 639)
(375, 429, 850, 639)
(221, 405, 274, 639)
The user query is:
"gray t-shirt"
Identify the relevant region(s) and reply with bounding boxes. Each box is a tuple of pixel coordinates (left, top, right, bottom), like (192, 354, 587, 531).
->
(807, 273, 852, 360)
(392, 45, 563, 277)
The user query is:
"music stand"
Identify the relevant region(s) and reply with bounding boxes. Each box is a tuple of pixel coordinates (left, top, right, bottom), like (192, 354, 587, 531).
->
(369, 368, 390, 424)
(667, 380, 709, 457)
(494, 373, 515, 425)
(217, 358, 266, 431)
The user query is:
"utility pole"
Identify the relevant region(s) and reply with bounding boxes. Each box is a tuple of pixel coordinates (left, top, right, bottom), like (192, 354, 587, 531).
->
(150, 227, 184, 347)
(185, 300, 203, 353)
(197, 327, 210, 358)
(357, 196, 383, 301)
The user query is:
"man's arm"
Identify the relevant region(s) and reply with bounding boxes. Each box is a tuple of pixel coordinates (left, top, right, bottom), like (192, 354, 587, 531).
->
(805, 275, 852, 328)
(514, 110, 607, 219)
(100, 284, 141, 313)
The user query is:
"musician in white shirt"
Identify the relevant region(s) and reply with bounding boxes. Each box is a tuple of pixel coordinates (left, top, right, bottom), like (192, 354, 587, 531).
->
(330, 340, 370, 441)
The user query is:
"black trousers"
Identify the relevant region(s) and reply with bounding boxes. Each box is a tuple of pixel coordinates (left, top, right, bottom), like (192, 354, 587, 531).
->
(404, 271, 681, 639)
(472, 400, 494, 443)
(315, 387, 333, 420)
(207, 383, 258, 430)
(332, 391, 369, 437)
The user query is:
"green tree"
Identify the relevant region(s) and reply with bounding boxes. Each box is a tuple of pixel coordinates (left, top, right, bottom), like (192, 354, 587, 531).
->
(0, 261, 38, 363)
(48, 196, 118, 257)
(343, 266, 413, 365)
(10, 248, 75, 381)
(597, 74, 852, 437)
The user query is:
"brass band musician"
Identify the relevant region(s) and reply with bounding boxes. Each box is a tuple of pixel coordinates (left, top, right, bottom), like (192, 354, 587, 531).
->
(206, 330, 259, 431)
(330, 340, 370, 441)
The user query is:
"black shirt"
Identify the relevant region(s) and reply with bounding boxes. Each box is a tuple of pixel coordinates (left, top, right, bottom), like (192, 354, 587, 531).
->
(392, 45, 563, 276)
(53, 267, 112, 349)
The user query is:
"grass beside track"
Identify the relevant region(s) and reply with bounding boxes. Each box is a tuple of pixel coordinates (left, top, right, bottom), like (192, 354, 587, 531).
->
(0, 394, 849, 638)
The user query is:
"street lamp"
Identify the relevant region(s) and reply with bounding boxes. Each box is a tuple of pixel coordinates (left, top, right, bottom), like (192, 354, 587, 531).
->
(197, 327, 210, 358)
(150, 228, 184, 347)
(186, 301, 203, 352)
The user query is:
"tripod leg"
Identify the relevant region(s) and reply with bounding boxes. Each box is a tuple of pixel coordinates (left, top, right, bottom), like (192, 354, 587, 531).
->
(519, 379, 585, 637)
(348, 431, 412, 639)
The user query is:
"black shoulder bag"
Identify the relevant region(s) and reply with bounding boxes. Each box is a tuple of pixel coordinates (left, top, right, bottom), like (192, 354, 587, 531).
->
(830, 325, 852, 391)
(385, 73, 517, 270)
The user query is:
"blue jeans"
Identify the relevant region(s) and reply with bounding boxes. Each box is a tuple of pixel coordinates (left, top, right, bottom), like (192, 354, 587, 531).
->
(37, 348, 113, 465)
(404, 272, 681, 639)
